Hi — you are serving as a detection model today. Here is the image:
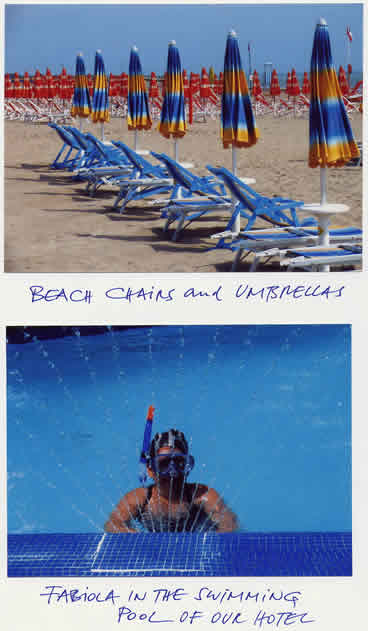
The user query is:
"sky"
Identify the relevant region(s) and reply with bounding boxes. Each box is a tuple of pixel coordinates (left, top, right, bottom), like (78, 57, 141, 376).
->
(4, 3, 364, 76)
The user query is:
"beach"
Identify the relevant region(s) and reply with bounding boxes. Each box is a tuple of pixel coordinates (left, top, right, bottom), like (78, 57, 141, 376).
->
(4, 113, 362, 273)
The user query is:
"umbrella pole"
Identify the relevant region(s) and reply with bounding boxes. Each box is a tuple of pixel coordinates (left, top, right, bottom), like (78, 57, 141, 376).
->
(174, 138, 179, 162)
(320, 167, 327, 206)
(101, 122, 104, 142)
(232, 146, 240, 234)
(319, 167, 330, 271)
(134, 129, 138, 152)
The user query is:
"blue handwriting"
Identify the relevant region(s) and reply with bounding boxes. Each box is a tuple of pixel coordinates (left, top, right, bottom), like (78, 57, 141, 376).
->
(39, 585, 119, 605)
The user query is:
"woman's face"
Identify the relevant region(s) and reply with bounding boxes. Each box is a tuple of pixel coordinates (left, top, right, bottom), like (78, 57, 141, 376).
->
(149, 446, 188, 480)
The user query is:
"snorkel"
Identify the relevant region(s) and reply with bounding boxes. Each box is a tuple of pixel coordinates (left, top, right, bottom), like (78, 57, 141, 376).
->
(139, 405, 155, 486)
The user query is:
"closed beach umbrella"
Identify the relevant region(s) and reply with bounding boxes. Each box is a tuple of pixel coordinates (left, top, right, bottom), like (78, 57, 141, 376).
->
(32, 70, 42, 100)
(182, 69, 190, 99)
(149, 72, 159, 99)
(120, 72, 128, 99)
(59, 67, 69, 102)
(338, 66, 349, 96)
(127, 46, 152, 152)
(158, 40, 187, 161)
(301, 71, 310, 96)
(290, 68, 300, 116)
(221, 29, 259, 232)
(286, 71, 292, 97)
(290, 69, 300, 96)
(71, 53, 91, 130)
(307, 17, 360, 263)
(309, 18, 360, 171)
(23, 72, 32, 99)
(91, 49, 110, 140)
(251, 69, 262, 97)
(5, 74, 13, 98)
(13, 72, 23, 99)
(270, 69, 281, 115)
(200, 67, 210, 99)
(270, 69, 281, 97)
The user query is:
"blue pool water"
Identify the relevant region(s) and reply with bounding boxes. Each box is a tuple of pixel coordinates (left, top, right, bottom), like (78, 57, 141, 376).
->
(7, 324, 351, 536)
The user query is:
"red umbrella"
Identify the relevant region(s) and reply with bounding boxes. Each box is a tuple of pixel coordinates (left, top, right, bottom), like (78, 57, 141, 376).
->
(23, 71, 32, 98)
(32, 69, 41, 99)
(13, 72, 23, 98)
(215, 72, 224, 96)
(161, 71, 168, 97)
(251, 69, 262, 97)
(182, 69, 190, 98)
(87, 73, 94, 95)
(46, 71, 57, 98)
(286, 71, 292, 97)
(148, 72, 159, 98)
(108, 72, 117, 97)
(120, 72, 128, 98)
(200, 67, 210, 99)
(338, 66, 349, 96)
(68, 75, 75, 99)
(301, 71, 310, 96)
(347, 63, 352, 89)
(5, 74, 14, 98)
(269, 69, 281, 96)
(59, 67, 69, 100)
(290, 68, 300, 96)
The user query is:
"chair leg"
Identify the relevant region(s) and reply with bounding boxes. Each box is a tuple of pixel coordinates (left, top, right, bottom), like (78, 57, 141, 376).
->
(172, 215, 185, 241)
(249, 253, 261, 272)
(231, 249, 243, 272)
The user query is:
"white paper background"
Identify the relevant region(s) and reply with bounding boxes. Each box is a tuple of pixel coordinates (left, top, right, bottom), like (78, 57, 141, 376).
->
(1, 0, 367, 627)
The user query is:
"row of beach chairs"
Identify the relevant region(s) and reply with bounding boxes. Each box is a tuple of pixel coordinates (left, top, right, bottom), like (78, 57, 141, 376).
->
(48, 123, 362, 272)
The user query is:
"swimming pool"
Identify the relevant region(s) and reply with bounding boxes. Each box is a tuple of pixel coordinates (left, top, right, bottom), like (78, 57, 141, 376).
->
(7, 324, 351, 576)
(7, 324, 351, 534)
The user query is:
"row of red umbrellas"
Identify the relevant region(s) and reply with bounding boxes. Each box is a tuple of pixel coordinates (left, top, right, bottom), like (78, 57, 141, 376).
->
(5, 66, 353, 102)
(8, 67, 342, 101)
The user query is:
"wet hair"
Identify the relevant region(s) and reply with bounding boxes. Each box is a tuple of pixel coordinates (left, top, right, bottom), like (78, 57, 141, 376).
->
(148, 429, 189, 464)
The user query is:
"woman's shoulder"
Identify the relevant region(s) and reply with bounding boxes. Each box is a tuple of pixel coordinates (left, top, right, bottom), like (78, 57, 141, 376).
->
(119, 486, 149, 506)
(187, 482, 210, 500)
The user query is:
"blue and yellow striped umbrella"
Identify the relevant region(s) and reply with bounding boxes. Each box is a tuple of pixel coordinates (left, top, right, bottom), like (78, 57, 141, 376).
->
(221, 30, 259, 150)
(158, 40, 186, 139)
(309, 18, 360, 168)
(91, 50, 110, 125)
(71, 53, 91, 119)
(127, 46, 152, 132)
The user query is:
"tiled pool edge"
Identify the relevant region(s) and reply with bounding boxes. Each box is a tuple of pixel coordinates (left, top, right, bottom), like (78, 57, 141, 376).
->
(8, 532, 352, 577)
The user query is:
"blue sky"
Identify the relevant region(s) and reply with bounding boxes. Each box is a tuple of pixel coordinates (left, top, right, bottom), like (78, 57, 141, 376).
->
(5, 3, 363, 76)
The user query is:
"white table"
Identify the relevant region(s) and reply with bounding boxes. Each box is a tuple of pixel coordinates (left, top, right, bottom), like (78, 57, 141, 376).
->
(298, 202, 350, 271)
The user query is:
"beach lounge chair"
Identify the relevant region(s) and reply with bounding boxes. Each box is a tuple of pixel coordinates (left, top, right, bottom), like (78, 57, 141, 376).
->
(210, 225, 362, 271)
(106, 142, 175, 211)
(150, 152, 234, 241)
(48, 123, 84, 170)
(279, 244, 362, 271)
(206, 166, 316, 233)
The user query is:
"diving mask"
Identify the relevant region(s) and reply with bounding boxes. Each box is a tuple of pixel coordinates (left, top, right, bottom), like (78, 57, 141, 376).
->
(151, 451, 195, 478)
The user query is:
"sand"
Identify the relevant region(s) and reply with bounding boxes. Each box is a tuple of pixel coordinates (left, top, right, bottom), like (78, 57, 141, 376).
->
(4, 112, 362, 273)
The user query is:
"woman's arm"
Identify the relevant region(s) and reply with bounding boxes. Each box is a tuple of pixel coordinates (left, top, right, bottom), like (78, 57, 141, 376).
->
(201, 487, 239, 532)
(104, 487, 146, 533)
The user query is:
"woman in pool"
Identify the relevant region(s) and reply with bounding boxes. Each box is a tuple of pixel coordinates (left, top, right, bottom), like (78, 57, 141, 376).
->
(104, 429, 238, 533)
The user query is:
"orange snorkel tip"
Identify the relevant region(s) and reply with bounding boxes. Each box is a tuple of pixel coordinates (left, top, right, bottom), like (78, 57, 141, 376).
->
(147, 405, 155, 421)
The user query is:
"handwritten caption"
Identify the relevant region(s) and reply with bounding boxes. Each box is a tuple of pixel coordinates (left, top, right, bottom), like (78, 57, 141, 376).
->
(29, 283, 344, 305)
(39, 585, 315, 627)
